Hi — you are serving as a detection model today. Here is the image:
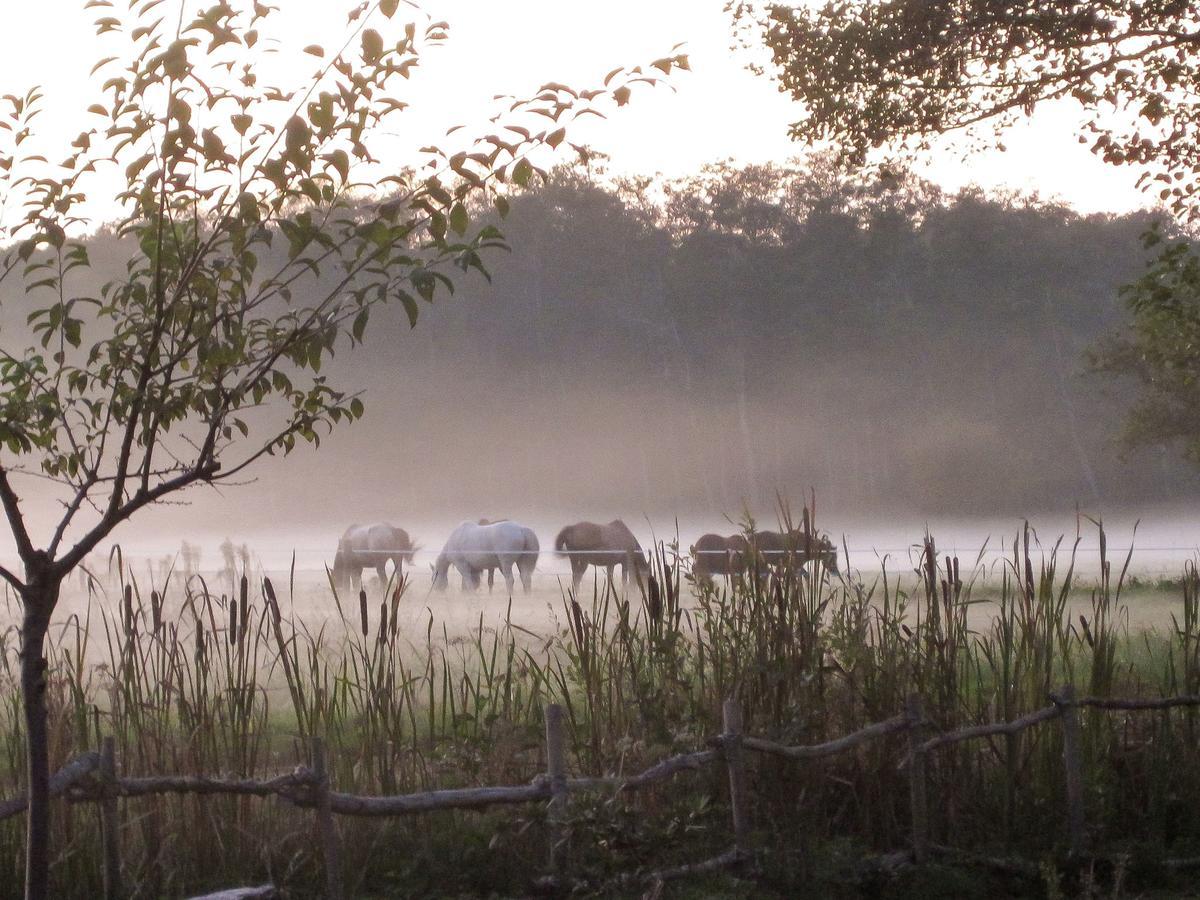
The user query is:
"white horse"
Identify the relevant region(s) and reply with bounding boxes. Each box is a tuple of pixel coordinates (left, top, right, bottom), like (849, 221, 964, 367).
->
(332, 523, 415, 590)
(432, 521, 539, 594)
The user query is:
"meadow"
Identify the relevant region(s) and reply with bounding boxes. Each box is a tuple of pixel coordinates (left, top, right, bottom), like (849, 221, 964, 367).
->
(3, 518, 1200, 898)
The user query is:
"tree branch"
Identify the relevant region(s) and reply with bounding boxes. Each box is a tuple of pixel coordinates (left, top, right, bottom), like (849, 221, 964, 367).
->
(0, 464, 37, 566)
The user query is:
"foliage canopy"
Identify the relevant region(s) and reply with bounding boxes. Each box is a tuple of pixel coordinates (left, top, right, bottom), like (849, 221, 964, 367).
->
(731, 0, 1200, 220)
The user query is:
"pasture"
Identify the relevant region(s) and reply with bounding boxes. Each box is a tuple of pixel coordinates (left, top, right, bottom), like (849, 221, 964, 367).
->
(3, 520, 1200, 897)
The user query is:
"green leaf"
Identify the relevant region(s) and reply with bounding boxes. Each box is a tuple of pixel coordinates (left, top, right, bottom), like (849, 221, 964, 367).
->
(512, 158, 533, 187)
(352, 307, 369, 342)
(322, 148, 350, 182)
(397, 290, 419, 327)
(449, 202, 468, 236)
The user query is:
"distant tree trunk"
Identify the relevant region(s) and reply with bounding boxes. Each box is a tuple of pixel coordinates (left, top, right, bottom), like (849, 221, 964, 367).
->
(21, 564, 59, 900)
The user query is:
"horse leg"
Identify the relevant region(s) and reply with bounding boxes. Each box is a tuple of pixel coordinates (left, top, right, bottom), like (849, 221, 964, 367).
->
(570, 557, 587, 594)
(488, 567, 495, 593)
(519, 559, 534, 594)
(501, 560, 515, 595)
(376, 563, 387, 587)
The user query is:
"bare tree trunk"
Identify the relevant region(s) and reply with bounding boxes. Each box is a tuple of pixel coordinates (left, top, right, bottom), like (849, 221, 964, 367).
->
(21, 571, 58, 900)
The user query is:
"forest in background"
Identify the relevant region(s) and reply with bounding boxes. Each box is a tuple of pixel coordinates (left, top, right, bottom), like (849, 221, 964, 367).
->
(3, 157, 1189, 538)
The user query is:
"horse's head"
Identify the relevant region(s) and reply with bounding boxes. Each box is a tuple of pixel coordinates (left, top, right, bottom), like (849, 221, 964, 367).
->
(816, 536, 841, 576)
(332, 549, 348, 589)
(431, 555, 450, 591)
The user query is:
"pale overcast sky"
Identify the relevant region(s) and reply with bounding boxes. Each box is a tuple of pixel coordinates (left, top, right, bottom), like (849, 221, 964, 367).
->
(0, 1, 1150, 219)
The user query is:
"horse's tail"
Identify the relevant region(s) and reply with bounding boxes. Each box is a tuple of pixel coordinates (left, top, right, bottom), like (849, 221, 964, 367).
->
(554, 526, 571, 553)
(520, 529, 540, 570)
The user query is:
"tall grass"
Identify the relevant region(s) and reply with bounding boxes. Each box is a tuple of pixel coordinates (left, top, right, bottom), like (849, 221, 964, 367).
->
(2, 513, 1200, 896)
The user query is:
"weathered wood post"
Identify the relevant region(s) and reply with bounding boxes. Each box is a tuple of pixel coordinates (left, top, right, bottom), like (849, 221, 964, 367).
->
(544, 703, 569, 875)
(905, 694, 929, 863)
(1056, 684, 1087, 857)
(99, 736, 122, 900)
(311, 737, 344, 900)
(722, 698, 750, 856)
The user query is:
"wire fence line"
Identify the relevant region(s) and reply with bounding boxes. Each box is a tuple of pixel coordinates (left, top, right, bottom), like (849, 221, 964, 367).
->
(5, 687, 1200, 898)
(74, 546, 1200, 557)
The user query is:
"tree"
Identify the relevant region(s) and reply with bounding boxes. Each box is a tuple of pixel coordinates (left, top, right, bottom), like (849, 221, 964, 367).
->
(730, 0, 1200, 216)
(1088, 227, 1200, 460)
(0, 3, 685, 896)
(729, 0, 1200, 460)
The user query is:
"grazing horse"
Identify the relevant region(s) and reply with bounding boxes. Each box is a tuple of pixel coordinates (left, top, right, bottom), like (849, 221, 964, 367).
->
(555, 520, 650, 593)
(432, 520, 539, 594)
(752, 529, 840, 576)
(690, 533, 757, 585)
(332, 523, 416, 590)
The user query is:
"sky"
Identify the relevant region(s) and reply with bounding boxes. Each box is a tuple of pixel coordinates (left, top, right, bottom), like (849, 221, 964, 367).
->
(0, 0, 1151, 220)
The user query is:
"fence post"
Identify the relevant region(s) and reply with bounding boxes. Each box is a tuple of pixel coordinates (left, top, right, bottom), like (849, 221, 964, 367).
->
(311, 737, 344, 900)
(722, 698, 750, 856)
(544, 703, 569, 875)
(905, 694, 929, 863)
(99, 736, 122, 900)
(1057, 684, 1087, 857)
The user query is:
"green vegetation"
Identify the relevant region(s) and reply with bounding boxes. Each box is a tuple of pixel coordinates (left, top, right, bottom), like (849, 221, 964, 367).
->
(3, 517, 1200, 897)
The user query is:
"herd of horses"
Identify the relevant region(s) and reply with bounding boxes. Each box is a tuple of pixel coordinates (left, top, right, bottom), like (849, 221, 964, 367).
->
(332, 519, 840, 595)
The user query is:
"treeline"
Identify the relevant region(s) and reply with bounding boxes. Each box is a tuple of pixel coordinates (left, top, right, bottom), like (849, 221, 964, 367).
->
(6, 158, 1188, 534)
(330, 158, 1187, 520)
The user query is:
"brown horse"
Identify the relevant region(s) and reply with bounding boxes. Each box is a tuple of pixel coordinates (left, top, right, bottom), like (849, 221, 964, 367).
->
(690, 533, 756, 585)
(555, 520, 649, 592)
(751, 529, 840, 576)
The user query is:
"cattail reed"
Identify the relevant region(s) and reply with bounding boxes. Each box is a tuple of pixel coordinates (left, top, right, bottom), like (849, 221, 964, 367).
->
(3, 512, 1200, 895)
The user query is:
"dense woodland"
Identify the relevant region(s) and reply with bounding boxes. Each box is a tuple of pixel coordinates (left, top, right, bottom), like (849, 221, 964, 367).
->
(11, 158, 1191, 531)
(345, 158, 1188, 520)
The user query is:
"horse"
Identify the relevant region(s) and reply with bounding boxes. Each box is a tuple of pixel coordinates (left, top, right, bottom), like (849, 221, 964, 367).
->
(332, 523, 416, 590)
(432, 520, 539, 594)
(555, 520, 650, 593)
(751, 529, 840, 576)
(690, 533, 757, 585)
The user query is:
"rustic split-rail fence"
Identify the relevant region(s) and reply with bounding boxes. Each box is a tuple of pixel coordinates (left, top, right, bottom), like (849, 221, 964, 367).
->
(3, 685, 1200, 898)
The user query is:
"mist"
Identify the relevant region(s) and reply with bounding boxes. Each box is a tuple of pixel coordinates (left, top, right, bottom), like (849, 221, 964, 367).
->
(3, 159, 1196, 571)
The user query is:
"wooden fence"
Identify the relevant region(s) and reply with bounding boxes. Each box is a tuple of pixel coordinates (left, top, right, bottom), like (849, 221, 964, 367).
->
(4, 685, 1200, 898)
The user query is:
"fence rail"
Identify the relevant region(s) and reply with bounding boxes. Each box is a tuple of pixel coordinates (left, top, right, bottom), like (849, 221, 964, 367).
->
(5, 688, 1200, 897)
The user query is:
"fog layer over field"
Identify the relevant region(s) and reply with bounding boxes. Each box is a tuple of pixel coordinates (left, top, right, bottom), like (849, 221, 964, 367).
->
(2, 160, 1197, 571)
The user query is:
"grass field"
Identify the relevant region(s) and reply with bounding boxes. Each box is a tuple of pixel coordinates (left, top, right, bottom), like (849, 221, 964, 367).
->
(4, 518, 1200, 897)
